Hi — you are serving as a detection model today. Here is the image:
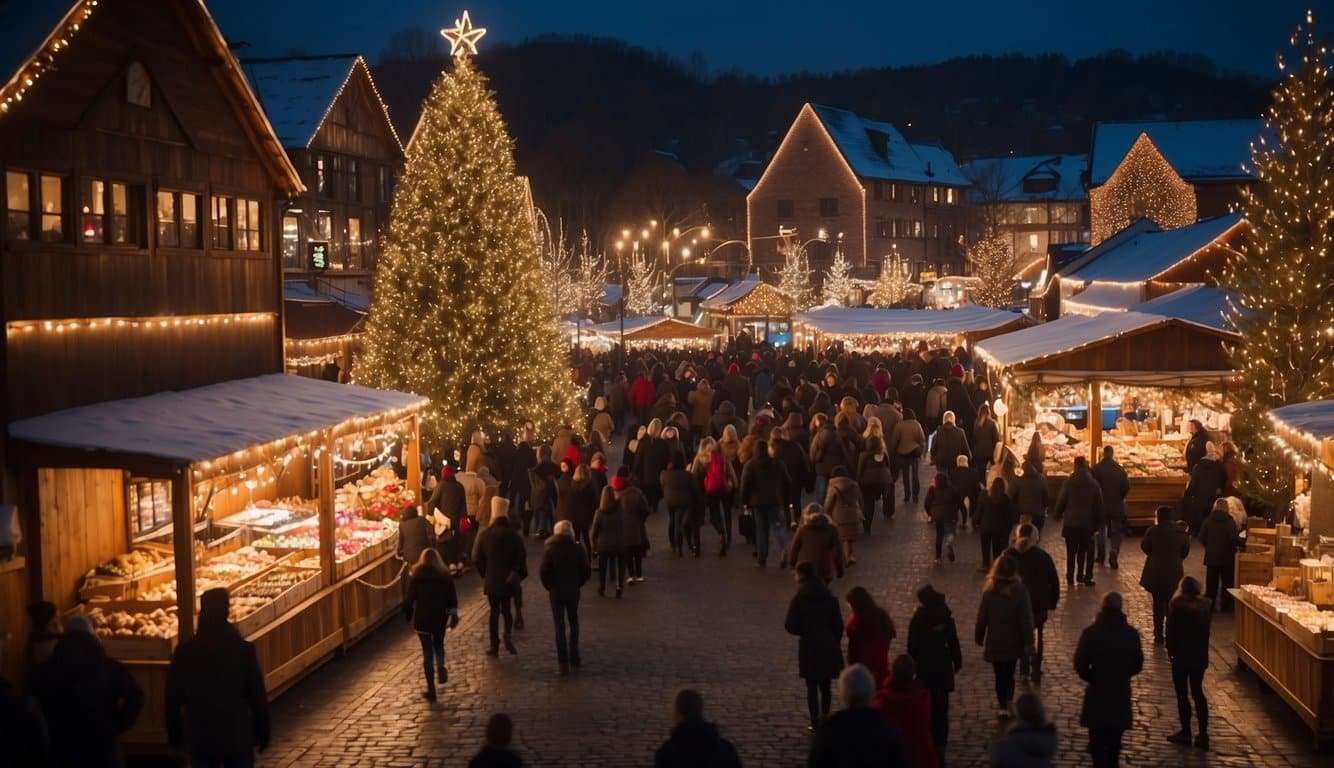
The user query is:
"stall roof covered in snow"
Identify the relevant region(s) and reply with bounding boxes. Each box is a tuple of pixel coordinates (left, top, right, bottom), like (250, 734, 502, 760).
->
(809, 104, 970, 186)
(1089, 120, 1264, 185)
(585, 316, 719, 340)
(796, 305, 1027, 338)
(1066, 214, 1244, 283)
(963, 154, 1087, 203)
(1063, 282, 1146, 315)
(1271, 401, 1334, 443)
(1133, 285, 1234, 332)
(974, 311, 1232, 371)
(701, 275, 762, 309)
(8, 374, 427, 464)
(243, 55, 401, 150)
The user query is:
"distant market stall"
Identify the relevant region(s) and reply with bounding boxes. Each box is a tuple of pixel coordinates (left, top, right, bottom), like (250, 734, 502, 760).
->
(585, 315, 722, 348)
(6, 374, 427, 746)
(794, 304, 1030, 352)
(973, 310, 1238, 529)
(699, 275, 795, 343)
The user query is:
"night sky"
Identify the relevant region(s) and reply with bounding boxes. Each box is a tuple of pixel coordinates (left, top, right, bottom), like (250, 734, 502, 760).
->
(212, 0, 1324, 77)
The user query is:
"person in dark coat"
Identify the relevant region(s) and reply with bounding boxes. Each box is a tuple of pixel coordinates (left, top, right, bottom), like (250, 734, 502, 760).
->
(1092, 446, 1130, 569)
(872, 655, 938, 768)
(741, 439, 793, 568)
(655, 689, 742, 768)
(591, 485, 629, 598)
(397, 505, 437, 596)
(426, 466, 468, 567)
(812, 664, 909, 768)
(1004, 524, 1060, 685)
(786, 504, 845, 583)
(907, 584, 962, 762)
(540, 520, 591, 675)
(1184, 419, 1208, 473)
(929, 411, 971, 471)
(565, 464, 599, 554)
(1054, 456, 1103, 587)
(1198, 497, 1240, 612)
(28, 616, 143, 768)
(977, 478, 1016, 572)
(948, 454, 982, 530)
(615, 477, 652, 583)
(164, 589, 267, 768)
(924, 473, 965, 565)
(809, 414, 850, 504)
(474, 498, 528, 656)
(1181, 447, 1225, 535)
(0, 630, 52, 768)
(990, 692, 1058, 768)
(1011, 460, 1049, 531)
(469, 713, 524, 768)
(632, 423, 672, 514)
(1165, 576, 1212, 750)
(1140, 506, 1191, 643)
(774, 424, 814, 529)
(972, 405, 1002, 477)
(901, 374, 927, 429)
(661, 458, 704, 558)
(403, 549, 459, 700)
(785, 562, 845, 730)
(858, 435, 896, 531)
(507, 425, 538, 532)
(944, 378, 977, 444)
(976, 555, 1035, 717)
(1074, 592, 1143, 768)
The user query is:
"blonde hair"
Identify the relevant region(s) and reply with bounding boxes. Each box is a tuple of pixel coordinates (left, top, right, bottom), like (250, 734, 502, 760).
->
(721, 424, 740, 444)
(598, 485, 618, 509)
(942, 411, 956, 426)
(862, 416, 883, 442)
(694, 437, 717, 470)
(573, 464, 590, 483)
(647, 418, 664, 438)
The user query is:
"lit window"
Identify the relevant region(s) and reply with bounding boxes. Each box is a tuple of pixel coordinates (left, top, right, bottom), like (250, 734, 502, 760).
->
(315, 156, 326, 195)
(40, 175, 64, 242)
(82, 178, 105, 241)
(6, 171, 30, 240)
(347, 216, 363, 268)
(282, 214, 300, 267)
(109, 182, 129, 244)
(181, 193, 199, 247)
(212, 195, 232, 249)
(235, 199, 261, 251)
(156, 191, 178, 247)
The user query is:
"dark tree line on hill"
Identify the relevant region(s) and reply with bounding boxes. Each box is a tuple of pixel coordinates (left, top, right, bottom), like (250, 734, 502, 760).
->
(372, 31, 1270, 248)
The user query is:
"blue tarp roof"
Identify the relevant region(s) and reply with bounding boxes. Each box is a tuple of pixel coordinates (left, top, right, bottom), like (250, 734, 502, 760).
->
(1067, 214, 1244, 283)
(810, 104, 969, 186)
(1089, 120, 1264, 185)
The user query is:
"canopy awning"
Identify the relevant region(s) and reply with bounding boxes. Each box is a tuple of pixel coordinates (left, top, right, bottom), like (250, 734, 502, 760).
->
(9, 374, 428, 467)
(1269, 400, 1334, 471)
(795, 305, 1028, 340)
(585, 316, 720, 341)
(700, 275, 793, 316)
(1132, 285, 1234, 332)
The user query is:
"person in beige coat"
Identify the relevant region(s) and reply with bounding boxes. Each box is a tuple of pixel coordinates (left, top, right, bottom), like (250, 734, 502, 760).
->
(888, 408, 927, 503)
(687, 380, 716, 441)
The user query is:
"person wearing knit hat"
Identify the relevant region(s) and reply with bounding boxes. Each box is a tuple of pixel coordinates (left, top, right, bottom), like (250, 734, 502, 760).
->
(949, 363, 965, 380)
(906, 583, 961, 761)
(474, 496, 528, 656)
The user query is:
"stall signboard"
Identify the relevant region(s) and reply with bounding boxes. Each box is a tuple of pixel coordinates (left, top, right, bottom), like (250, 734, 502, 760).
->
(308, 241, 330, 271)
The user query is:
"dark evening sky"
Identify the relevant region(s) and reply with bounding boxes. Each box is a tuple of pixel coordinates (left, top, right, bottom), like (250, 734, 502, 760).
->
(212, 0, 1323, 77)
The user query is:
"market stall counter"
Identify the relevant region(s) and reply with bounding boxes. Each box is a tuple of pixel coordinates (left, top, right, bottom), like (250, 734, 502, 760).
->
(1232, 585, 1334, 745)
(5, 374, 427, 747)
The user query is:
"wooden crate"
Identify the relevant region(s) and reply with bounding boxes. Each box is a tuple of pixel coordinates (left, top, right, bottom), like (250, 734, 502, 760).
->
(1303, 560, 1334, 586)
(1249, 528, 1278, 546)
(1237, 551, 1275, 587)
(1279, 545, 1308, 567)
(1310, 581, 1334, 608)
(1273, 566, 1302, 594)
(72, 600, 178, 660)
(1246, 516, 1269, 530)
(1246, 542, 1275, 555)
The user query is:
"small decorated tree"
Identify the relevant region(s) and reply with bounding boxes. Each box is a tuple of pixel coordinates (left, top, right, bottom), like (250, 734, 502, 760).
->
(868, 254, 913, 308)
(968, 228, 1017, 308)
(821, 247, 855, 307)
(625, 252, 663, 315)
(776, 246, 813, 311)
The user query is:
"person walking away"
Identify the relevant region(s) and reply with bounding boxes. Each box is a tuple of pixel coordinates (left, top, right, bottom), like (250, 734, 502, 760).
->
(924, 379, 949, 435)
(662, 458, 705, 558)
(872, 655, 938, 768)
(475, 498, 527, 656)
(773, 424, 814, 530)
(1074, 593, 1143, 768)
(810, 664, 909, 768)
(990, 692, 1057, 768)
(925, 473, 966, 566)
(784, 562, 845, 731)
(741, 435, 793, 568)
(614, 475, 652, 584)
(857, 436, 895, 532)
(508, 424, 538, 527)
(1003, 524, 1060, 685)
(930, 411, 971, 477)
(889, 409, 926, 504)
(0, 631, 52, 767)
(403, 549, 459, 700)
(948, 454, 982, 531)
(469, 713, 524, 768)
(1092, 446, 1129, 568)
(398, 505, 437, 602)
(164, 589, 265, 768)
(1181, 443, 1225, 535)
(846, 586, 896, 686)
(1198, 497, 1240, 612)
(1165, 576, 1212, 750)
(590, 397, 616, 447)
(809, 413, 849, 506)
(654, 689, 742, 768)
(541, 520, 590, 676)
(973, 405, 1001, 477)
(29, 615, 143, 768)
(692, 438, 737, 557)
(908, 585, 962, 763)
(786, 504, 845, 583)
(427, 466, 468, 571)
(1011, 459, 1049, 532)
(977, 479, 1016, 573)
(527, 445, 561, 538)
(687, 380, 716, 443)
(566, 464, 598, 554)
(976, 556, 1035, 718)
(823, 466, 864, 566)
(1054, 456, 1103, 587)
(1141, 506, 1191, 644)
(591, 485, 629, 598)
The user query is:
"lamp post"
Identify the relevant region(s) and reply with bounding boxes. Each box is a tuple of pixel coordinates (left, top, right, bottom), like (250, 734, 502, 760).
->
(614, 236, 628, 375)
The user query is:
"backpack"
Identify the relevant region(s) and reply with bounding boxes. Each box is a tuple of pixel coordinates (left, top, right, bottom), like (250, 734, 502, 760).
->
(704, 452, 732, 496)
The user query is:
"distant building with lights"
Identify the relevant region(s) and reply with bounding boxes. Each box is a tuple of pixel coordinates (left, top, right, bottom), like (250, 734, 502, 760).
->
(243, 55, 404, 304)
(1087, 119, 1262, 245)
(747, 104, 970, 283)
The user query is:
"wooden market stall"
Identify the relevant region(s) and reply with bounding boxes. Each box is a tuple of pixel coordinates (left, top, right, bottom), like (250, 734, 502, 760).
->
(5, 374, 427, 747)
(700, 275, 795, 343)
(793, 304, 1031, 354)
(973, 310, 1238, 529)
(585, 315, 722, 349)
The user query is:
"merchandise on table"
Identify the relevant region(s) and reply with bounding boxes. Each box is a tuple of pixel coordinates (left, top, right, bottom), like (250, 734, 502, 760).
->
(88, 547, 172, 580)
(334, 466, 417, 521)
(253, 517, 398, 563)
(226, 496, 319, 533)
(1008, 425, 1189, 478)
(85, 604, 177, 640)
(195, 545, 277, 583)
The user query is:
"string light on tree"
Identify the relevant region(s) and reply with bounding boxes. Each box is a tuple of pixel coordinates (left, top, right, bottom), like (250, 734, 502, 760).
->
(821, 246, 855, 307)
(1088, 133, 1197, 245)
(967, 228, 1018, 308)
(868, 251, 913, 308)
(776, 244, 814, 311)
(1221, 10, 1334, 513)
(625, 252, 663, 315)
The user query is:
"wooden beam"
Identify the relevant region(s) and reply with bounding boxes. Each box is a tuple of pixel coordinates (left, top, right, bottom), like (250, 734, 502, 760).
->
(1088, 380, 1102, 458)
(316, 431, 336, 588)
(406, 414, 421, 504)
(171, 465, 196, 641)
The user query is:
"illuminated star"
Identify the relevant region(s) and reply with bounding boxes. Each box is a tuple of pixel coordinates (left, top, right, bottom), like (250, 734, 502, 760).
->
(441, 10, 487, 58)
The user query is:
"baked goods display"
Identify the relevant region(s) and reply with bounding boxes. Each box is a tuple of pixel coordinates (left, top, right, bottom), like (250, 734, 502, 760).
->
(227, 497, 318, 533)
(85, 604, 177, 640)
(1009, 426, 1189, 478)
(89, 548, 171, 579)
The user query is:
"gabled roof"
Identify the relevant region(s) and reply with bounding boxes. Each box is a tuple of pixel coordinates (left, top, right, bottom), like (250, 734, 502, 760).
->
(974, 311, 1236, 373)
(0, 0, 304, 195)
(808, 104, 969, 186)
(586, 316, 720, 341)
(1089, 120, 1264, 185)
(243, 55, 402, 151)
(1133, 285, 1234, 332)
(963, 154, 1087, 203)
(1065, 214, 1244, 283)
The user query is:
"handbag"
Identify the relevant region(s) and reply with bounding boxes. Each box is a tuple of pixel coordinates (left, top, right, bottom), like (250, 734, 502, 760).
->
(739, 506, 756, 539)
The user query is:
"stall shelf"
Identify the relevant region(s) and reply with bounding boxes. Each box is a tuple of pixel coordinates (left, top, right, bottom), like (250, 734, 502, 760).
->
(1231, 587, 1334, 745)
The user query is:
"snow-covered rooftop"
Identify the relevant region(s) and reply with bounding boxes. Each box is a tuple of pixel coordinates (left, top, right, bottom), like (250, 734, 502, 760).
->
(1271, 401, 1334, 442)
(242, 55, 401, 150)
(8, 374, 427, 464)
(1062, 282, 1144, 316)
(1133, 285, 1234, 332)
(586, 316, 719, 340)
(796, 305, 1026, 338)
(1089, 120, 1264, 185)
(974, 311, 1231, 372)
(700, 275, 763, 310)
(1066, 214, 1244, 283)
(810, 104, 970, 186)
(963, 154, 1087, 203)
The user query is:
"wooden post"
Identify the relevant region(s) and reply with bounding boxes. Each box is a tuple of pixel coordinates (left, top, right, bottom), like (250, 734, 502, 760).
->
(317, 431, 336, 587)
(406, 415, 422, 503)
(1088, 380, 1103, 459)
(171, 464, 196, 641)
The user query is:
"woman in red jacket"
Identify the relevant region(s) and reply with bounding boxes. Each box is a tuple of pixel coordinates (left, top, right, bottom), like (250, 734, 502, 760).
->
(873, 654, 940, 768)
(846, 586, 896, 686)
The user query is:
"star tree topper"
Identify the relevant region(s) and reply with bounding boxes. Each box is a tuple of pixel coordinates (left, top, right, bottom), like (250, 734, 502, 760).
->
(441, 10, 487, 58)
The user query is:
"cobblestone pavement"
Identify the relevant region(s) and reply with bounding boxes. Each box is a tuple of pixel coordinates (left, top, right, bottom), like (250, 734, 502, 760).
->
(257, 462, 1329, 767)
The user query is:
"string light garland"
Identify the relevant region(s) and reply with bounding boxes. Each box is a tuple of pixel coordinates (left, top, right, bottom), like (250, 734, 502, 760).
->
(1089, 133, 1197, 245)
(821, 248, 855, 307)
(285, 332, 363, 350)
(967, 228, 1017, 308)
(776, 248, 814, 311)
(712, 280, 795, 318)
(625, 252, 664, 316)
(285, 352, 342, 367)
(305, 57, 404, 152)
(6, 312, 274, 336)
(867, 253, 913, 308)
(0, 0, 98, 116)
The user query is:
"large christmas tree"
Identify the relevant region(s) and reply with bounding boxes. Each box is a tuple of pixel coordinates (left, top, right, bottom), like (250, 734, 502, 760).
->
(968, 228, 1017, 308)
(1222, 11, 1334, 512)
(356, 14, 579, 446)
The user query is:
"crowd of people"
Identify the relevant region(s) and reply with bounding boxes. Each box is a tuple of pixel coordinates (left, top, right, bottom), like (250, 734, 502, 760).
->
(1, 339, 1247, 767)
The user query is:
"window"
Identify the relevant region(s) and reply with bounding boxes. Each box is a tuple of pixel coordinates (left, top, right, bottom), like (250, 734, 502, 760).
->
(929, 186, 941, 204)
(912, 220, 923, 238)
(80, 179, 105, 241)
(79, 179, 131, 244)
(930, 223, 940, 239)
(875, 219, 890, 238)
(156, 191, 178, 247)
(39, 175, 64, 241)
(181, 193, 199, 247)
(946, 188, 957, 205)
(236, 198, 261, 251)
(347, 216, 363, 269)
(347, 160, 359, 202)
(211, 195, 232, 249)
(889, 183, 901, 202)
(315, 156, 327, 195)
(1023, 206, 1045, 225)
(1028, 234, 1041, 251)
(819, 197, 838, 217)
(777, 199, 794, 219)
(316, 211, 333, 242)
(908, 186, 921, 204)
(128, 478, 172, 540)
(873, 181, 884, 201)
(330, 156, 344, 200)
(378, 166, 392, 203)
(6, 171, 29, 240)
(282, 214, 300, 268)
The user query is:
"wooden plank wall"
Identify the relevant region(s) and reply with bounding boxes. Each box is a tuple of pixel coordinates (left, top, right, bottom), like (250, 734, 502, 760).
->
(1018, 324, 1233, 374)
(38, 468, 127, 611)
(0, 565, 28, 684)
